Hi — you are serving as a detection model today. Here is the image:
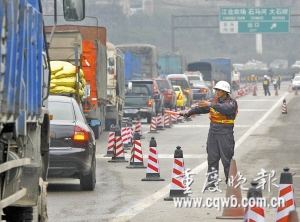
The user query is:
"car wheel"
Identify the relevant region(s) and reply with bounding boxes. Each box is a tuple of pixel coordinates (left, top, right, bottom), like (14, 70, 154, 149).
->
(80, 157, 96, 191)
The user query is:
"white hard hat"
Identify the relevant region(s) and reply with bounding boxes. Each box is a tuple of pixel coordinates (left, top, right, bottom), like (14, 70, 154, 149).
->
(213, 81, 230, 93)
(264, 75, 267, 78)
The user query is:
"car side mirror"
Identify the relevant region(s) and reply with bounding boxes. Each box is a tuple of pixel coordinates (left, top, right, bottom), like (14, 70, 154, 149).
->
(90, 119, 101, 127)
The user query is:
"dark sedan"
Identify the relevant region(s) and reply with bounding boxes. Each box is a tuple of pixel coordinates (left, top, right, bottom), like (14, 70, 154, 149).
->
(190, 79, 212, 101)
(48, 95, 101, 191)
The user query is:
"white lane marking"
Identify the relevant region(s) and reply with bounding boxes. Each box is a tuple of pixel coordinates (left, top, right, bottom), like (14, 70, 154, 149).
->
(109, 93, 288, 222)
(97, 154, 207, 159)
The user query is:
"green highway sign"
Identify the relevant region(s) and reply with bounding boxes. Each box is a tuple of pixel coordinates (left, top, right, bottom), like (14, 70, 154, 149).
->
(219, 7, 290, 34)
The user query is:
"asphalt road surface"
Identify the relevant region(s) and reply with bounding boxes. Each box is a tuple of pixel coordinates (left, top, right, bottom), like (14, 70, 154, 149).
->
(47, 81, 300, 222)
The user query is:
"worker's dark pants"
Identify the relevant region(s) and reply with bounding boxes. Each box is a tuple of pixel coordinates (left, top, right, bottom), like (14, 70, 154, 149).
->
(206, 132, 235, 183)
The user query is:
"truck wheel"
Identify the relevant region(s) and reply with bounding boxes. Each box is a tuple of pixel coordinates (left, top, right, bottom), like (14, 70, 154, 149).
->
(38, 178, 48, 222)
(3, 207, 35, 221)
(80, 157, 96, 191)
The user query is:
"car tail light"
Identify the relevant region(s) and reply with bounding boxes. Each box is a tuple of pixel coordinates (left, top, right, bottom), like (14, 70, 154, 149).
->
(199, 88, 207, 93)
(73, 126, 89, 141)
(148, 98, 153, 106)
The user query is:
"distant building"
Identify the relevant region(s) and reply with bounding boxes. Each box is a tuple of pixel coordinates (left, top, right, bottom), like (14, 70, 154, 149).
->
(121, 0, 153, 16)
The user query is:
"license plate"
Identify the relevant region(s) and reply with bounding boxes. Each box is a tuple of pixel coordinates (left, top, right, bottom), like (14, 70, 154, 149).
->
(124, 109, 137, 114)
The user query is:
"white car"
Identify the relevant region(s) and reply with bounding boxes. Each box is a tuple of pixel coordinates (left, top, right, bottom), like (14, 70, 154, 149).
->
(292, 76, 300, 90)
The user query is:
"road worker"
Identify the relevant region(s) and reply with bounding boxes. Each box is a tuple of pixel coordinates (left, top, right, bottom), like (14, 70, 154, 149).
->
(182, 80, 238, 189)
(263, 75, 271, 96)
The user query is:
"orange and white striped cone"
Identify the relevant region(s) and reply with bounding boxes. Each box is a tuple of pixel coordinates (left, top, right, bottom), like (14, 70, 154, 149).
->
(126, 131, 146, 168)
(289, 85, 292, 92)
(295, 87, 298, 96)
(148, 116, 159, 134)
(275, 167, 296, 222)
(244, 181, 266, 222)
(164, 113, 171, 128)
(108, 125, 128, 163)
(142, 137, 164, 181)
(244, 205, 266, 222)
(104, 124, 115, 157)
(156, 112, 165, 130)
(282, 99, 287, 114)
(126, 120, 133, 147)
(135, 115, 144, 139)
(164, 146, 188, 201)
(253, 84, 257, 96)
(275, 86, 279, 96)
(121, 123, 130, 150)
(171, 109, 178, 124)
(177, 108, 184, 122)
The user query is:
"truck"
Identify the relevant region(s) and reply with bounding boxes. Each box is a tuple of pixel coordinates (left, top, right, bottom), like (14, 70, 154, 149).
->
(117, 44, 159, 83)
(0, 0, 84, 221)
(158, 52, 187, 78)
(188, 58, 241, 92)
(105, 42, 126, 130)
(46, 25, 124, 134)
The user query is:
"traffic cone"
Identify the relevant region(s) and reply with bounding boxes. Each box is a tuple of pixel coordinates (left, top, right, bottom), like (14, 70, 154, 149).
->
(126, 119, 133, 147)
(121, 123, 130, 150)
(164, 146, 188, 201)
(282, 99, 287, 114)
(126, 131, 146, 168)
(108, 125, 128, 163)
(295, 87, 298, 96)
(142, 137, 164, 181)
(216, 159, 244, 219)
(156, 112, 165, 130)
(275, 86, 279, 96)
(148, 116, 159, 133)
(171, 109, 178, 124)
(289, 85, 292, 92)
(288, 210, 299, 222)
(104, 124, 115, 157)
(243, 181, 266, 222)
(177, 108, 184, 122)
(253, 84, 257, 96)
(275, 167, 296, 222)
(135, 115, 144, 139)
(164, 113, 171, 128)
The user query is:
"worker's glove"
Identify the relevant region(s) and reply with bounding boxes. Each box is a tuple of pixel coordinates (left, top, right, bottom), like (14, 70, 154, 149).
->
(180, 112, 190, 118)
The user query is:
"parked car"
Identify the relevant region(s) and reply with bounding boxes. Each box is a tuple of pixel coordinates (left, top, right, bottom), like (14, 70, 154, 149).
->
(154, 78, 177, 110)
(173, 85, 187, 109)
(127, 79, 165, 116)
(292, 75, 300, 90)
(124, 84, 156, 123)
(48, 95, 101, 191)
(186, 74, 212, 100)
(166, 74, 193, 107)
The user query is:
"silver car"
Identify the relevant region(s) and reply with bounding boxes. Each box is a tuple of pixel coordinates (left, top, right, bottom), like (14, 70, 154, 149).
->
(292, 75, 300, 90)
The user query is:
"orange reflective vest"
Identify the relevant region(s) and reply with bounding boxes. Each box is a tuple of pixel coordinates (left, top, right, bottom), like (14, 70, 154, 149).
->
(209, 97, 238, 124)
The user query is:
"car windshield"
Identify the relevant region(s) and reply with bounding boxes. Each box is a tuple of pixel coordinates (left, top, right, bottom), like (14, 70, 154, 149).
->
(49, 101, 75, 121)
(168, 79, 189, 89)
(294, 76, 300, 81)
(173, 86, 181, 91)
(127, 85, 150, 95)
(156, 80, 170, 89)
(190, 80, 205, 86)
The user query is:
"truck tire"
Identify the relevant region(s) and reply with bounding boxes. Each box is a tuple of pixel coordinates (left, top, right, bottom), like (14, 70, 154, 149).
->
(3, 206, 36, 222)
(80, 157, 96, 191)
